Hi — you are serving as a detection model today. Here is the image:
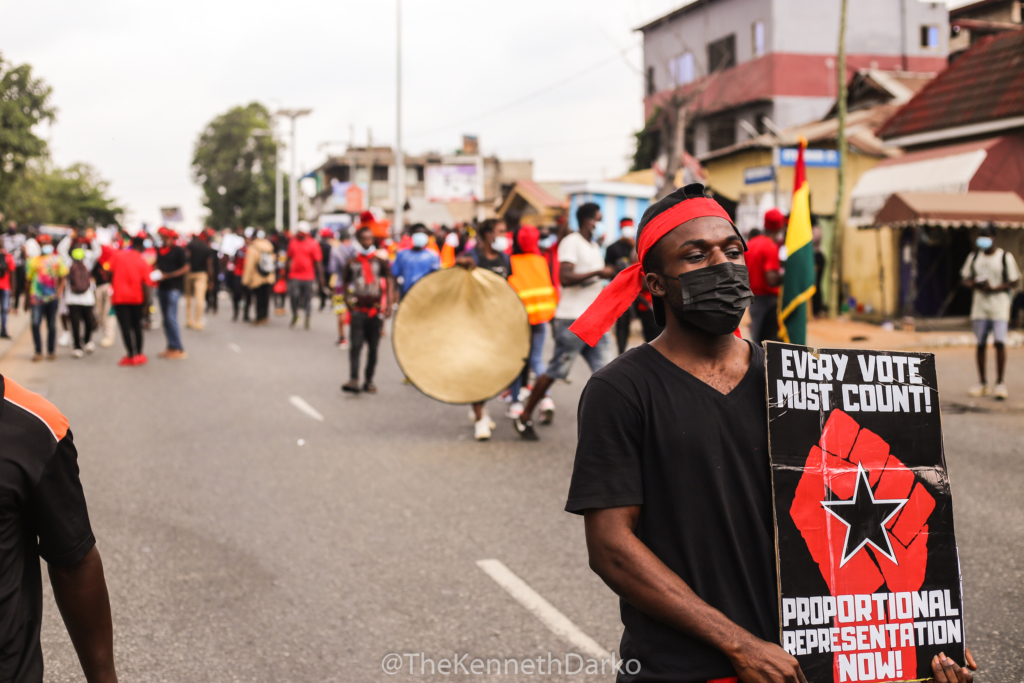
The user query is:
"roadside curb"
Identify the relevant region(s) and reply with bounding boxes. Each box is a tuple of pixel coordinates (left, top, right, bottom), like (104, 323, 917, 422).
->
(0, 312, 31, 362)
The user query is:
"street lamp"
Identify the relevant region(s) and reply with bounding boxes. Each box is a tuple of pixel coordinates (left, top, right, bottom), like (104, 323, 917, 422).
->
(394, 0, 405, 239)
(251, 126, 282, 231)
(276, 108, 312, 231)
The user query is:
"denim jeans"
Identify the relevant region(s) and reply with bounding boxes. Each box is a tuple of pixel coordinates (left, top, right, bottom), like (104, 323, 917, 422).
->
(510, 322, 548, 400)
(158, 287, 184, 351)
(544, 318, 610, 381)
(0, 289, 9, 335)
(31, 299, 59, 355)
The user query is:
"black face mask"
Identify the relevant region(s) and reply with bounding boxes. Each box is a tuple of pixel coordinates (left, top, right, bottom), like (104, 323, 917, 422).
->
(672, 262, 753, 336)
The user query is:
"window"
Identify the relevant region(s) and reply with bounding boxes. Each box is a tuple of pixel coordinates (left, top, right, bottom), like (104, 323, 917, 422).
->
(707, 116, 736, 151)
(334, 165, 350, 182)
(372, 164, 389, 181)
(646, 66, 656, 96)
(752, 21, 765, 57)
(920, 25, 940, 48)
(670, 52, 695, 85)
(707, 34, 736, 73)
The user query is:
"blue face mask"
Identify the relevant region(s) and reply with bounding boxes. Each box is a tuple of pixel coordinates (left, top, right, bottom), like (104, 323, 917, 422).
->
(412, 232, 429, 248)
(539, 235, 557, 249)
(41, 244, 54, 255)
(143, 239, 153, 249)
(976, 236, 993, 250)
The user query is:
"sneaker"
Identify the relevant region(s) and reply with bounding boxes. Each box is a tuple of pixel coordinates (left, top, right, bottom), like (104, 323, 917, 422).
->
(539, 397, 556, 425)
(994, 383, 1009, 400)
(337, 338, 349, 350)
(134, 354, 148, 366)
(118, 355, 134, 367)
(304, 317, 311, 330)
(85, 341, 95, 354)
(31, 353, 43, 363)
(468, 409, 496, 430)
(0, 332, 9, 340)
(513, 416, 539, 441)
(362, 382, 377, 394)
(167, 350, 188, 360)
(100, 337, 114, 348)
(506, 401, 524, 419)
(967, 384, 990, 398)
(72, 349, 84, 359)
(474, 418, 492, 441)
(518, 386, 532, 402)
(290, 315, 298, 328)
(341, 380, 361, 393)
(58, 331, 71, 347)
(46, 354, 56, 361)
(497, 388, 513, 403)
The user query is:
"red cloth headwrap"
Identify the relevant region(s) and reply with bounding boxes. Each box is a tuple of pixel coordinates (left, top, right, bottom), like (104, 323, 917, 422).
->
(568, 197, 734, 346)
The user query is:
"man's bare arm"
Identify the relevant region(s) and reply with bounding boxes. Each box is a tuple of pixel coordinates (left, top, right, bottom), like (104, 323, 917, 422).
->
(48, 546, 118, 683)
(584, 506, 804, 683)
(560, 262, 614, 287)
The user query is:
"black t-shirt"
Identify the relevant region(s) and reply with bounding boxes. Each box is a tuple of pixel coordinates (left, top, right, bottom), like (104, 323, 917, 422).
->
(0, 376, 95, 683)
(187, 238, 212, 273)
(155, 245, 188, 291)
(566, 342, 777, 682)
(469, 246, 511, 279)
(605, 238, 635, 275)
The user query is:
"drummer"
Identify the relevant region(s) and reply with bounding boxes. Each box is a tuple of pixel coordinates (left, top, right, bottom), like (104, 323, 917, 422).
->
(456, 218, 511, 440)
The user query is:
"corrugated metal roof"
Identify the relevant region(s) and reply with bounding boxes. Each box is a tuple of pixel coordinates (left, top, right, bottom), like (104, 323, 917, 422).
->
(877, 30, 1024, 140)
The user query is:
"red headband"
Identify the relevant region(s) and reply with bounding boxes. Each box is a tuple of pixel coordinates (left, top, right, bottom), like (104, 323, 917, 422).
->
(569, 197, 733, 346)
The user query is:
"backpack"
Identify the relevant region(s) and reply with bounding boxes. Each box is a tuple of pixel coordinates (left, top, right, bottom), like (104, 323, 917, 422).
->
(69, 260, 92, 294)
(257, 250, 276, 276)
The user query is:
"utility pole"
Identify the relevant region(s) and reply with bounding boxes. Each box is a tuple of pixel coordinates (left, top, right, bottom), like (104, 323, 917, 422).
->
(251, 124, 282, 231)
(277, 108, 312, 230)
(830, 0, 848, 319)
(394, 0, 406, 239)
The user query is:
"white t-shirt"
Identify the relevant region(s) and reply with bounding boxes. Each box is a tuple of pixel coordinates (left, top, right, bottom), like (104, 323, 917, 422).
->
(959, 247, 1021, 321)
(554, 231, 606, 320)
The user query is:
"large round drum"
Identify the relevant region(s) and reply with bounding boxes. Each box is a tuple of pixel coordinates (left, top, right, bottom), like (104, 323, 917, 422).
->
(393, 267, 530, 404)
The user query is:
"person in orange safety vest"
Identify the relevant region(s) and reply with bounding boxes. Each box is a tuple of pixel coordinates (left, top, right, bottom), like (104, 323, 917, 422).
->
(505, 225, 557, 421)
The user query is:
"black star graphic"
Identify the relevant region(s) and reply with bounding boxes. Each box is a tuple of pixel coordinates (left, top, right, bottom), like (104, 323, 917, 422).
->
(821, 462, 909, 567)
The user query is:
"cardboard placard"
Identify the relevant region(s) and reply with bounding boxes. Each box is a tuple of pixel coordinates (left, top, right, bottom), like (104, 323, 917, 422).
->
(765, 342, 965, 683)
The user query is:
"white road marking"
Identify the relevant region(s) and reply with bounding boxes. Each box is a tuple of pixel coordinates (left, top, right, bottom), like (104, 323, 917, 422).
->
(289, 396, 324, 422)
(228, 343, 241, 353)
(476, 559, 611, 661)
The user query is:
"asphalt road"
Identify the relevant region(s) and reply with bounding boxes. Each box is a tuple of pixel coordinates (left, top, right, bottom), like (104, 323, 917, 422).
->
(0, 302, 1019, 683)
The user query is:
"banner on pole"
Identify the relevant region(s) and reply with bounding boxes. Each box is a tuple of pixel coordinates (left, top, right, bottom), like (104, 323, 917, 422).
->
(765, 342, 964, 683)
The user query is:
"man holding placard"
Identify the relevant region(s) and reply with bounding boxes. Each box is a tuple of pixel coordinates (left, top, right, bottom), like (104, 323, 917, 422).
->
(562, 184, 977, 683)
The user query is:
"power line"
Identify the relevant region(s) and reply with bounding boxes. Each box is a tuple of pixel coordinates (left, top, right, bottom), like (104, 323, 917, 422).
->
(407, 43, 641, 140)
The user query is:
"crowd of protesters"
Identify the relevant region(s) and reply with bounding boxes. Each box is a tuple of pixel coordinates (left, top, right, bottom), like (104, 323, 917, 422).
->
(0, 204, 663, 439)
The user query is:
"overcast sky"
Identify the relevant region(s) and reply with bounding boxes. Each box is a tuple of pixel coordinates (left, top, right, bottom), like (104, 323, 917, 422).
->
(0, 0, 969, 231)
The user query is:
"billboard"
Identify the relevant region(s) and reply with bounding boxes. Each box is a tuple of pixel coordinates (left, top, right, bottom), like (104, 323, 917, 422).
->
(425, 159, 483, 203)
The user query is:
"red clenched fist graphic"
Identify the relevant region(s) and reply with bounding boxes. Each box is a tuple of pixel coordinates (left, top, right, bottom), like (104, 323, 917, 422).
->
(791, 410, 935, 593)
(790, 411, 936, 681)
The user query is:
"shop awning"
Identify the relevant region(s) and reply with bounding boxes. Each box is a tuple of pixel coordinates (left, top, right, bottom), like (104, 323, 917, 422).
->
(848, 136, 1024, 227)
(872, 191, 1024, 229)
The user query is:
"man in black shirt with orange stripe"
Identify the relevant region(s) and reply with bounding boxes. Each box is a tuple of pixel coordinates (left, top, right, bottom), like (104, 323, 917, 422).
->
(0, 376, 117, 683)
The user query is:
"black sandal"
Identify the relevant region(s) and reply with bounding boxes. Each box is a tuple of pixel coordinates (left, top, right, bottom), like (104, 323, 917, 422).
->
(362, 382, 377, 394)
(341, 380, 361, 393)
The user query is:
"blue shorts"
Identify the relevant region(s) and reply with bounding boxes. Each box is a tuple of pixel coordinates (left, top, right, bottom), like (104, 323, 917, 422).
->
(545, 318, 610, 381)
(973, 319, 1008, 345)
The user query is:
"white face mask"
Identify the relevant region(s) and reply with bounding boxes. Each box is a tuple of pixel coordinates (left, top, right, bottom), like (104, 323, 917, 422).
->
(41, 244, 54, 255)
(411, 232, 429, 248)
(491, 235, 509, 252)
(357, 243, 375, 255)
(620, 226, 636, 240)
(591, 221, 606, 244)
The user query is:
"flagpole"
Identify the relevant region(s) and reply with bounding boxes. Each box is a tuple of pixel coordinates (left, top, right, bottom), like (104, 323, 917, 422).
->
(830, 0, 849, 319)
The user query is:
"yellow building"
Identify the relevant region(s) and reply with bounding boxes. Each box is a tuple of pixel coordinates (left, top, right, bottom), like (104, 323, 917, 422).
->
(700, 104, 905, 317)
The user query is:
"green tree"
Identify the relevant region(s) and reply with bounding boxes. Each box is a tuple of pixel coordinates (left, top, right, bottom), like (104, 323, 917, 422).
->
(5, 160, 123, 227)
(191, 102, 282, 230)
(0, 52, 57, 209)
(631, 109, 662, 172)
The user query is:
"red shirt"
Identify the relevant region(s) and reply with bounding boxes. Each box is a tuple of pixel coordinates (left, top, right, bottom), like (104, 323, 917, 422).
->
(0, 254, 14, 291)
(287, 237, 321, 281)
(110, 249, 155, 305)
(745, 234, 781, 296)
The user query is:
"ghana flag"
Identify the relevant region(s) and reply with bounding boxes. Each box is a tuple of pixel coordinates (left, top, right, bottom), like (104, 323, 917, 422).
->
(777, 137, 816, 345)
